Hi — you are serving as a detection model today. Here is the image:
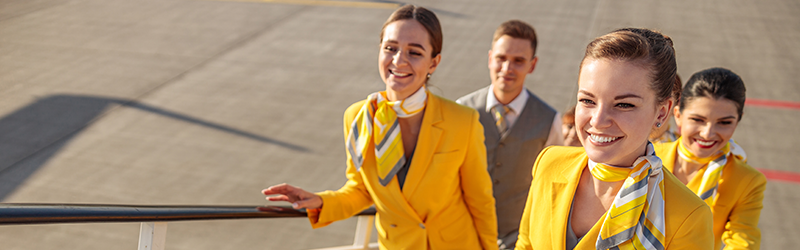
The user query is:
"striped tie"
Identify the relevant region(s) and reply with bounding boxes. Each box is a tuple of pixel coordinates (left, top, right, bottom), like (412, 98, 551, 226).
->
(677, 138, 747, 206)
(345, 86, 427, 186)
(491, 104, 511, 134)
(591, 142, 666, 250)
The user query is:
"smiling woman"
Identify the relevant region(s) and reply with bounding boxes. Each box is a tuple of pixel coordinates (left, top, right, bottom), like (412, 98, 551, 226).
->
(262, 5, 498, 250)
(515, 28, 715, 250)
(655, 68, 766, 250)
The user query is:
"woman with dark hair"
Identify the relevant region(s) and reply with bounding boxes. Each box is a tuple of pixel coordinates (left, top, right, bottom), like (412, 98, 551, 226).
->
(262, 5, 498, 249)
(515, 28, 714, 249)
(654, 67, 766, 250)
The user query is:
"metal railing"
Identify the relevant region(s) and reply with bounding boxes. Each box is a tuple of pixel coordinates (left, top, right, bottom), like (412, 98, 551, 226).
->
(0, 203, 377, 250)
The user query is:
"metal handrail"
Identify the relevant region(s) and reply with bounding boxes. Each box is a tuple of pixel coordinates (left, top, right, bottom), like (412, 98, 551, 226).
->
(0, 203, 377, 225)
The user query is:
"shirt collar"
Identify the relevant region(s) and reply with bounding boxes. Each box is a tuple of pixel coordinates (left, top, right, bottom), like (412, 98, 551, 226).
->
(485, 87, 529, 114)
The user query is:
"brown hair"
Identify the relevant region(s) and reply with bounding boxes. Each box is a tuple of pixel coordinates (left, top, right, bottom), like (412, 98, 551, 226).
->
(492, 20, 538, 56)
(680, 67, 746, 121)
(380, 5, 443, 58)
(581, 28, 677, 105)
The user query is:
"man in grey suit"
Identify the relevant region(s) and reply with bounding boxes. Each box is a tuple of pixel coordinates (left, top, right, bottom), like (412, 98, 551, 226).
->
(457, 20, 563, 249)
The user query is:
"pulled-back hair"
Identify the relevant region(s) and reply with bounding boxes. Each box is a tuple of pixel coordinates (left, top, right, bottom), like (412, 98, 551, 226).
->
(581, 28, 677, 105)
(680, 67, 747, 120)
(380, 5, 443, 58)
(493, 20, 538, 56)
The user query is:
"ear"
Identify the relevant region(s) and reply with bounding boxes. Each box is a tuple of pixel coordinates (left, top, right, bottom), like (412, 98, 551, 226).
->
(428, 54, 442, 74)
(487, 49, 493, 69)
(528, 56, 538, 74)
(656, 99, 673, 126)
(672, 105, 682, 128)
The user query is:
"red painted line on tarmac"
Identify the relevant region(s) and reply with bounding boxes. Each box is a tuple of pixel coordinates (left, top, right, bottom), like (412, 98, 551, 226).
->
(757, 168, 800, 184)
(745, 98, 800, 110)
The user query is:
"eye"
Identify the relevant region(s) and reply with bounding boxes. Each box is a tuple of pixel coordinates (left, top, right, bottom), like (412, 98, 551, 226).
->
(579, 99, 595, 105)
(409, 50, 423, 56)
(383, 45, 397, 52)
(689, 117, 704, 123)
(615, 103, 635, 109)
(719, 120, 733, 125)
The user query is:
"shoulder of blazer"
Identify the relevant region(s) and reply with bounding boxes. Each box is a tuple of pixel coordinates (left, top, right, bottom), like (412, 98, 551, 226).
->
(344, 99, 367, 122)
(532, 146, 586, 176)
(455, 86, 490, 110)
(724, 156, 767, 190)
(431, 93, 478, 122)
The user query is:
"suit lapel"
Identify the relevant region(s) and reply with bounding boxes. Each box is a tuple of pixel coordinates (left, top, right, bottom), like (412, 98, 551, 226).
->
(477, 87, 501, 146)
(402, 92, 443, 200)
(551, 154, 588, 249)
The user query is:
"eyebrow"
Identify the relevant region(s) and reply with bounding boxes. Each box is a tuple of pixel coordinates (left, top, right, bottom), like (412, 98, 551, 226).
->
(688, 113, 738, 120)
(577, 90, 642, 100)
(383, 40, 427, 51)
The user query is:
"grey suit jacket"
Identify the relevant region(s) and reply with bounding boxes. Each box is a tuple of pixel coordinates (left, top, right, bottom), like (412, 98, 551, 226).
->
(457, 86, 557, 244)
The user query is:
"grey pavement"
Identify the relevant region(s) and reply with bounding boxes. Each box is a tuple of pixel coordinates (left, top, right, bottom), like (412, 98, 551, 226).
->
(0, 0, 798, 249)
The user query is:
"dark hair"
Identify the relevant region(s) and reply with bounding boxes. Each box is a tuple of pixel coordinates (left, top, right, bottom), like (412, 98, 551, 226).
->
(380, 5, 443, 58)
(581, 28, 677, 105)
(679, 67, 746, 120)
(493, 20, 538, 56)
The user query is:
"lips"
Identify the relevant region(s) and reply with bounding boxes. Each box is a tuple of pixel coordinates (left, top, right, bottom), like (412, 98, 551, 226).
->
(389, 69, 411, 77)
(694, 138, 717, 148)
(588, 133, 622, 144)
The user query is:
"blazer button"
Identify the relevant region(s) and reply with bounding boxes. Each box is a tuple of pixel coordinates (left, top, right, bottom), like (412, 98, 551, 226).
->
(493, 179, 500, 184)
(390, 224, 397, 228)
(495, 162, 501, 167)
(498, 142, 505, 147)
(418, 223, 425, 229)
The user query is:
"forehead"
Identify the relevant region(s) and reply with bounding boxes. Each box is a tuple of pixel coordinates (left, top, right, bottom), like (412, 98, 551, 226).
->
(381, 19, 431, 48)
(491, 35, 533, 58)
(683, 97, 739, 117)
(578, 58, 654, 99)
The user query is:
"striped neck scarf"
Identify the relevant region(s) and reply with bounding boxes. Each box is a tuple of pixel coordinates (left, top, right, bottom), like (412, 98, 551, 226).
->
(346, 86, 427, 186)
(590, 142, 666, 250)
(677, 138, 747, 205)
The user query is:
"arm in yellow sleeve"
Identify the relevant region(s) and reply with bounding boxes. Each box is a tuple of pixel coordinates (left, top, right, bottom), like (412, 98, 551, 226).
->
(515, 147, 551, 250)
(722, 173, 767, 250)
(460, 110, 498, 250)
(670, 203, 715, 249)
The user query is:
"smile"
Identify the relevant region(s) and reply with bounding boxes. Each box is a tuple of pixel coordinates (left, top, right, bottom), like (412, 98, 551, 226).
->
(389, 70, 411, 77)
(694, 139, 717, 147)
(589, 134, 621, 143)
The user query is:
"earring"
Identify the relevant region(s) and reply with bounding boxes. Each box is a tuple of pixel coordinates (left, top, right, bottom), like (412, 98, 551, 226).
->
(426, 73, 432, 79)
(656, 122, 662, 128)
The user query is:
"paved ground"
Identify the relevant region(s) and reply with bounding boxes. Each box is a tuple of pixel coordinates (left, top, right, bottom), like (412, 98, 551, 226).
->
(0, 0, 798, 249)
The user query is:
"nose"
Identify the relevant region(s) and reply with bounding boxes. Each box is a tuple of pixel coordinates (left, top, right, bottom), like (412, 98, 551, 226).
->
(392, 50, 408, 67)
(589, 105, 612, 129)
(501, 61, 512, 73)
(699, 123, 715, 138)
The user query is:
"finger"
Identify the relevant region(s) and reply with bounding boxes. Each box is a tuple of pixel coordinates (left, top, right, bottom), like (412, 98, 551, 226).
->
(292, 196, 322, 210)
(262, 183, 292, 195)
(265, 195, 290, 202)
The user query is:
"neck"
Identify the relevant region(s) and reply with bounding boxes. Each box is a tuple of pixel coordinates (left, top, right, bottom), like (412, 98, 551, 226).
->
(491, 85, 522, 105)
(386, 85, 424, 102)
(675, 157, 704, 176)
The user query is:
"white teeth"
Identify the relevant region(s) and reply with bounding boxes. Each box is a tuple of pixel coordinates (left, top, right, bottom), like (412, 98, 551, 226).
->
(696, 140, 715, 146)
(590, 134, 620, 143)
(390, 71, 410, 77)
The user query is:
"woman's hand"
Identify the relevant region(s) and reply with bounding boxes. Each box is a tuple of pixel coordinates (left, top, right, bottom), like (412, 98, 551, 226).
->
(262, 183, 323, 209)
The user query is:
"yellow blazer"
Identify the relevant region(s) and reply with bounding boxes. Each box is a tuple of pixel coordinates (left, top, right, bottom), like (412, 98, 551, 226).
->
(308, 93, 498, 250)
(655, 141, 767, 250)
(516, 146, 714, 249)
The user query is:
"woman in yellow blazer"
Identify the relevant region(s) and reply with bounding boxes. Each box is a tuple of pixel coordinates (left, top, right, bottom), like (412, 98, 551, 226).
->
(654, 68, 766, 250)
(516, 28, 714, 250)
(262, 5, 497, 250)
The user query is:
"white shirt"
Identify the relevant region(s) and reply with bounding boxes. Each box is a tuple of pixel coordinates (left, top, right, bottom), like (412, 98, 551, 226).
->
(484, 89, 564, 147)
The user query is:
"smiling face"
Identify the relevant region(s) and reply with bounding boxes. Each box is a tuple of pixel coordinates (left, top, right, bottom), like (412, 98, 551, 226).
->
(488, 35, 537, 100)
(378, 19, 440, 101)
(675, 96, 740, 158)
(576, 58, 671, 166)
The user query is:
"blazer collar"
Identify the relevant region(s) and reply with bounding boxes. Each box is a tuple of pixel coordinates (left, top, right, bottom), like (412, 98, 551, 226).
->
(401, 92, 444, 199)
(551, 152, 589, 249)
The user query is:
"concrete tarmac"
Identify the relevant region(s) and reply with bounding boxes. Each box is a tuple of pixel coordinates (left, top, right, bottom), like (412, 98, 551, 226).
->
(0, 0, 798, 249)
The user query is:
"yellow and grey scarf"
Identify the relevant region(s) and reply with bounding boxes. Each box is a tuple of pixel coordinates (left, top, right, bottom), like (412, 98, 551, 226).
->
(590, 142, 666, 250)
(677, 138, 747, 206)
(346, 86, 427, 186)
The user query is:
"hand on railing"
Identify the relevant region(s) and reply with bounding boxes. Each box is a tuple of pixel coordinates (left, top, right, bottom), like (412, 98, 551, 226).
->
(262, 183, 323, 209)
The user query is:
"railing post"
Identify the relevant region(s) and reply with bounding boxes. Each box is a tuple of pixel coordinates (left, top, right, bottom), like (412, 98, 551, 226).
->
(352, 215, 374, 249)
(138, 222, 167, 250)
